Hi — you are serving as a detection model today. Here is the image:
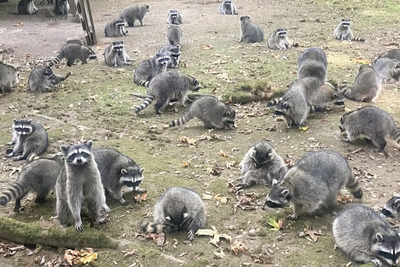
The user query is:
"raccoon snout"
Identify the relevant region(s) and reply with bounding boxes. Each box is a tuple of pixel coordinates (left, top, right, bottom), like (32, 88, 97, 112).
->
(381, 208, 394, 218)
(264, 200, 283, 209)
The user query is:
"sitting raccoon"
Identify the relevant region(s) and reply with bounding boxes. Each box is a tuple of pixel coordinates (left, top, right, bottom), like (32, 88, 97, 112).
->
(236, 141, 287, 190)
(120, 4, 150, 27)
(339, 106, 400, 155)
(0, 155, 63, 212)
(47, 43, 97, 67)
(167, 24, 182, 46)
(141, 187, 206, 241)
(267, 29, 292, 50)
(382, 195, 400, 219)
(0, 62, 18, 94)
(167, 9, 183, 25)
(6, 119, 48, 161)
(28, 66, 71, 92)
(372, 57, 400, 83)
(219, 0, 238, 15)
(54, 0, 69, 17)
(297, 47, 328, 84)
(333, 204, 400, 267)
(17, 0, 38, 15)
(133, 53, 171, 87)
(239, 16, 264, 43)
(104, 41, 131, 68)
(264, 150, 362, 218)
(134, 71, 200, 114)
(158, 45, 181, 69)
(333, 19, 365, 42)
(104, 18, 128, 37)
(169, 95, 235, 129)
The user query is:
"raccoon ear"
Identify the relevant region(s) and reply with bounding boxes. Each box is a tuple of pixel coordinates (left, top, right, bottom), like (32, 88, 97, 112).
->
(60, 145, 69, 156)
(85, 140, 93, 149)
(121, 168, 128, 175)
(165, 216, 172, 221)
(272, 179, 279, 186)
(281, 189, 290, 198)
(139, 168, 144, 174)
(375, 233, 384, 242)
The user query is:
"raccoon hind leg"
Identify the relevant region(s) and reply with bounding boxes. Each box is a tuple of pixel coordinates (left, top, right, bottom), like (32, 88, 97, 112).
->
(154, 97, 170, 114)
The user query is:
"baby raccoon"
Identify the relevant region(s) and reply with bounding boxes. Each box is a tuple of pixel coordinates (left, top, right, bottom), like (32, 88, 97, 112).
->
(0, 62, 18, 94)
(169, 95, 235, 129)
(134, 71, 200, 115)
(6, 119, 48, 161)
(167, 9, 183, 25)
(54, 0, 69, 17)
(158, 45, 181, 69)
(141, 187, 206, 241)
(47, 43, 97, 67)
(28, 66, 71, 92)
(382, 195, 400, 219)
(133, 53, 171, 87)
(333, 204, 400, 266)
(267, 29, 292, 50)
(219, 0, 238, 15)
(372, 57, 400, 83)
(264, 150, 362, 218)
(333, 19, 365, 42)
(104, 41, 131, 67)
(17, 0, 38, 15)
(120, 4, 150, 27)
(339, 106, 400, 155)
(297, 47, 328, 84)
(0, 155, 63, 212)
(236, 141, 287, 190)
(239, 16, 264, 43)
(104, 18, 128, 37)
(167, 24, 182, 46)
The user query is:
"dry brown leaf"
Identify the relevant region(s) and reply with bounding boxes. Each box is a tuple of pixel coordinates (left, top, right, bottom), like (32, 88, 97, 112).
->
(134, 192, 148, 202)
(201, 44, 214, 50)
(231, 240, 248, 256)
(183, 161, 190, 168)
(178, 136, 197, 145)
(218, 150, 230, 158)
(214, 194, 229, 204)
(123, 249, 137, 258)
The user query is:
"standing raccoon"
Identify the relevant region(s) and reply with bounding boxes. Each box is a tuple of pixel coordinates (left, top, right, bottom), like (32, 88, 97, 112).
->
(17, 0, 38, 15)
(333, 19, 365, 42)
(56, 141, 110, 232)
(339, 106, 400, 154)
(167, 9, 183, 25)
(333, 204, 400, 266)
(135, 71, 200, 115)
(169, 95, 235, 129)
(0, 62, 18, 94)
(6, 119, 48, 161)
(47, 43, 97, 67)
(382, 195, 400, 219)
(267, 28, 292, 50)
(167, 24, 182, 46)
(104, 41, 131, 68)
(133, 53, 171, 87)
(297, 47, 328, 84)
(219, 0, 238, 15)
(104, 18, 128, 37)
(158, 45, 181, 69)
(0, 155, 63, 212)
(28, 66, 71, 92)
(236, 141, 287, 190)
(54, 0, 69, 17)
(264, 150, 362, 218)
(141, 187, 206, 241)
(239, 16, 264, 43)
(120, 4, 150, 27)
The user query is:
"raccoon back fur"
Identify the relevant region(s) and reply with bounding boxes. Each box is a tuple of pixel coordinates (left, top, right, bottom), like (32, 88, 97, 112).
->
(0, 62, 18, 94)
(372, 57, 400, 83)
(239, 16, 264, 43)
(297, 47, 328, 84)
(120, 4, 150, 27)
(47, 43, 97, 67)
(28, 66, 71, 92)
(374, 49, 400, 63)
(167, 24, 182, 46)
(133, 53, 171, 87)
(104, 18, 128, 37)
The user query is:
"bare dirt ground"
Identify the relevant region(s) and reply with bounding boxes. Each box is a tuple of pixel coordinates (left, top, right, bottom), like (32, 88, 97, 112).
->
(0, 0, 400, 266)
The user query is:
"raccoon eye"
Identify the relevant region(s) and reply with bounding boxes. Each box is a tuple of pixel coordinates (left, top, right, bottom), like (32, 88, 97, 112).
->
(283, 102, 289, 109)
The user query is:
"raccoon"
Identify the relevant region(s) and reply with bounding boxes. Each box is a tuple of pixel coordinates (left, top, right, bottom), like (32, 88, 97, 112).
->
(167, 24, 182, 46)
(339, 106, 400, 154)
(0, 62, 18, 94)
(297, 47, 328, 84)
(6, 119, 48, 161)
(236, 141, 287, 190)
(219, 0, 238, 15)
(93, 148, 144, 205)
(239, 16, 264, 43)
(28, 66, 71, 92)
(104, 18, 128, 37)
(333, 204, 400, 266)
(372, 57, 400, 83)
(120, 4, 150, 27)
(267, 28, 292, 50)
(0, 155, 63, 212)
(47, 43, 97, 67)
(141, 187, 206, 241)
(167, 9, 183, 25)
(54, 0, 69, 17)
(17, 0, 38, 15)
(264, 150, 362, 218)
(158, 45, 181, 69)
(333, 19, 365, 42)
(133, 53, 171, 87)
(382, 195, 400, 219)
(56, 141, 110, 232)
(374, 49, 400, 63)
(135, 71, 200, 114)
(104, 41, 131, 68)
(169, 95, 235, 129)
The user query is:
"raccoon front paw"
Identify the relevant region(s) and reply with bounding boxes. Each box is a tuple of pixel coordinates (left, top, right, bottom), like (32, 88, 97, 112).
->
(5, 150, 13, 157)
(75, 223, 84, 232)
(371, 258, 382, 267)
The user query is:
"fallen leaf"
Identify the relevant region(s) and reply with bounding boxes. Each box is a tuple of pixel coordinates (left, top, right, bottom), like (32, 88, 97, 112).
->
(134, 192, 148, 202)
(231, 240, 248, 256)
(79, 252, 97, 264)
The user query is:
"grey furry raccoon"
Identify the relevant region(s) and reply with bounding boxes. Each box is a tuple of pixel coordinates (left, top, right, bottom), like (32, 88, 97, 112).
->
(120, 4, 150, 27)
(167, 9, 183, 25)
(333, 204, 400, 266)
(339, 106, 400, 154)
(141, 187, 206, 241)
(0, 62, 19, 94)
(56, 141, 109, 232)
(104, 18, 128, 37)
(135, 71, 200, 115)
(167, 24, 182, 46)
(28, 66, 71, 92)
(0, 155, 63, 211)
(264, 150, 362, 218)
(374, 49, 400, 63)
(267, 29, 292, 50)
(239, 16, 264, 43)
(297, 47, 328, 84)
(372, 57, 400, 83)
(333, 19, 365, 42)
(93, 148, 144, 205)
(104, 41, 131, 67)
(158, 45, 181, 69)
(382, 195, 400, 219)
(236, 141, 287, 190)
(133, 53, 171, 87)
(17, 0, 38, 15)
(219, 0, 238, 15)
(54, 0, 69, 17)
(47, 43, 97, 67)
(169, 95, 235, 129)
(6, 119, 48, 161)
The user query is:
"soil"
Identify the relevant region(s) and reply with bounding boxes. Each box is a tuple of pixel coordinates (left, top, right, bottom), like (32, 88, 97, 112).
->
(0, 0, 399, 266)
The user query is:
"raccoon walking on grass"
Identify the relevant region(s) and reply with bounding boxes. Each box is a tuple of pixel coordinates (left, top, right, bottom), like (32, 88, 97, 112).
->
(119, 4, 150, 27)
(47, 43, 97, 67)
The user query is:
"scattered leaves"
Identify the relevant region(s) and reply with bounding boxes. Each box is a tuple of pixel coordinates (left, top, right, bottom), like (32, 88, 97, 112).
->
(298, 126, 309, 132)
(298, 227, 323, 242)
(63, 248, 97, 266)
(196, 226, 231, 248)
(231, 240, 248, 256)
(133, 191, 148, 202)
(337, 193, 353, 204)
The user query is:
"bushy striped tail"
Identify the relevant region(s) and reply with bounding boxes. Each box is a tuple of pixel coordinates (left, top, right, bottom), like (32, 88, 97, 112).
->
(47, 54, 64, 68)
(351, 36, 365, 42)
(134, 78, 150, 88)
(267, 97, 282, 107)
(0, 183, 27, 206)
(169, 111, 194, 127)
(346, 176, 363, 199)
(391, 127, 400, 144)
(140, 221, 165, 234)
(135, 95, 154, 114)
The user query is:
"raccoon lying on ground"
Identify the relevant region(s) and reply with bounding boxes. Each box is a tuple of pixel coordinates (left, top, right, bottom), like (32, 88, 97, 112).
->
(28, 66, 71, 92)
(0, 62, 18, 94)
(120, 4, 150, 27)
(133, 53, 171, 87)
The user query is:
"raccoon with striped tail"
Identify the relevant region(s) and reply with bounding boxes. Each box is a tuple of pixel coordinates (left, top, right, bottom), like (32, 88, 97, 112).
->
(28, 66, 71, 92)
(141, 187, 206, 241)
(104, 18, 128, 37)
(47, 43, 97, 67)
(133, 53, 171, 87)
(169, 95, 235, 129)
(333, 19, 365, 42)
(104, 41, 131, 68)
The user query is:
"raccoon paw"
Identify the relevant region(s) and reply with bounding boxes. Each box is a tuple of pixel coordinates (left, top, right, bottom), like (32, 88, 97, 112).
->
(371, 258, 382, 267)
(75, 223, 84, 232)
(119, 198, 127, 205)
